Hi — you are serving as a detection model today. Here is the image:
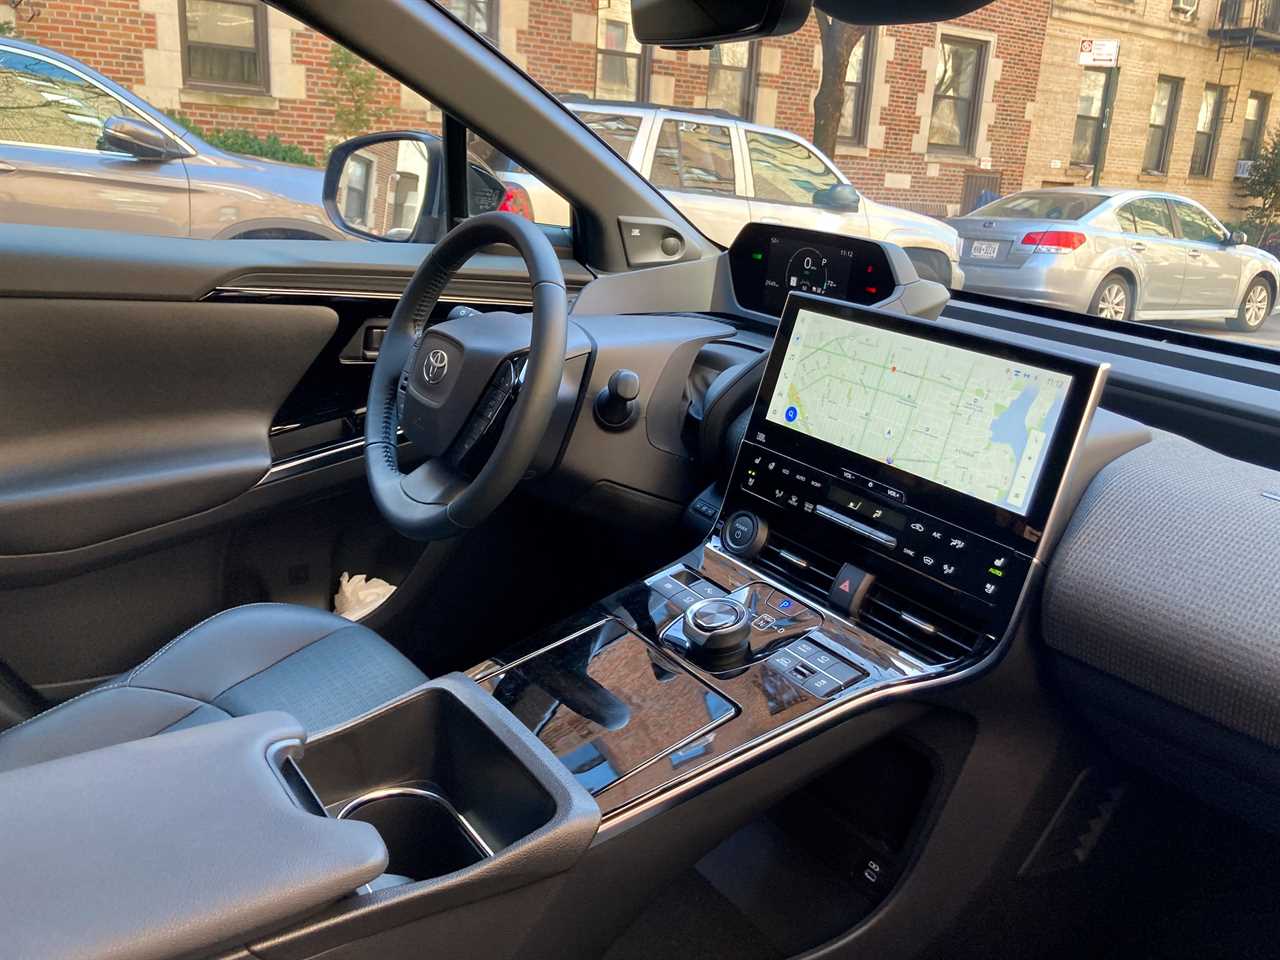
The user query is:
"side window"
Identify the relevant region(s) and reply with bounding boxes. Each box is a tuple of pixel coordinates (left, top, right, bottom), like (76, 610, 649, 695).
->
(1173, 201, 1227, 244)
(1116, 204, 1139, 233)
(745, 131, 841, 204)
(576, 112, 643, 160)
(649, 120, 736, 195)
(1125, 197, 1175, 238)
(0, 49, 146, 151)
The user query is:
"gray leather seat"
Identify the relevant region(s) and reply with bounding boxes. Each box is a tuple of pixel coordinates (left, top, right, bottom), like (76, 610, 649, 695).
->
(0, 603, 426, 774)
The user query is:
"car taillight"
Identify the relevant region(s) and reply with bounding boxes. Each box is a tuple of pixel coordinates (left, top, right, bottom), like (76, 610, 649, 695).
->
(1021, 230, 1086, 254)
(498, 183, 534, 220)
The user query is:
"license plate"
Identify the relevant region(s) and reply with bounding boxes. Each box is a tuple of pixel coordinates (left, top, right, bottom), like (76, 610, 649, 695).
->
(969, 240, 1000, 259)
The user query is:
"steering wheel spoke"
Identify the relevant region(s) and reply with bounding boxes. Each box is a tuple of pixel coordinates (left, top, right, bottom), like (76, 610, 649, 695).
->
(401, 459, 468, 506)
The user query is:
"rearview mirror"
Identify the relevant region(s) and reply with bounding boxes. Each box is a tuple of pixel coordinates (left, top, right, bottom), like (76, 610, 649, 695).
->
(1227, 230, 1248, 246)
(324, 132, 444, 241)
(814, 183, 860, 211)
(632, 0, 811, 47)
(100, 116, 180, 160)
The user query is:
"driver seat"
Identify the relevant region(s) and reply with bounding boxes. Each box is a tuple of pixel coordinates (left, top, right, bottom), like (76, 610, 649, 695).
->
(0, 604, 426, 775)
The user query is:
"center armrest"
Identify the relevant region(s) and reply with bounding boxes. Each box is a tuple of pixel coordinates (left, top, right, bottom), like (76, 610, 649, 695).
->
(0, 711, 387, 960)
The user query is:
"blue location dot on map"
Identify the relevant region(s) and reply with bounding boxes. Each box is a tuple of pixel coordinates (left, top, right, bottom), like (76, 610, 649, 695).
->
(784, 406, 798, 422)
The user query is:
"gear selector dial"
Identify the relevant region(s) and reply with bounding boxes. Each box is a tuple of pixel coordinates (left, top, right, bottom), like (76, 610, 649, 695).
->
(683, 597, 751, 663)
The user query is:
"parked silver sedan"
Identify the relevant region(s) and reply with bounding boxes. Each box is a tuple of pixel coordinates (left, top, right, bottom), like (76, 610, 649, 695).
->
(949, 187, 1279, 333)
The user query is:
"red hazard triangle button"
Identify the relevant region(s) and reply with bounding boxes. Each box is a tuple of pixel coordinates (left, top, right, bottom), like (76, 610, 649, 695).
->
(829, 563, 871, 615)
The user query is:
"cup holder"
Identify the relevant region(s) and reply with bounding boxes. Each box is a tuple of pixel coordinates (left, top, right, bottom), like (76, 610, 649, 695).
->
(337, 787, 493, 882)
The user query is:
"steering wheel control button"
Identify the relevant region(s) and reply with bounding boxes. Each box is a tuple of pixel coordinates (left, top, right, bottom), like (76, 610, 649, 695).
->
(722, 510, 766, 558)
(829, 562, 876, 616)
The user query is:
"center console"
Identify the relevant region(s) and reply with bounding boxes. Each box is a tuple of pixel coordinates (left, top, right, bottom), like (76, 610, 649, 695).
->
(471, 292, 1109, 831)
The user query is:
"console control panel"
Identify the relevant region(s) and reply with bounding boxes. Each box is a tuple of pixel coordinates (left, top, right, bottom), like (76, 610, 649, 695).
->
(740, 443, 1030, 606)
(764, 631, 869, 698)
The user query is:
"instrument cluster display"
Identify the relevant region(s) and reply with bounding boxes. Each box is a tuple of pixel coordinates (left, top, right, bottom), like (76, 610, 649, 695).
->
(729, 223, 898, 317)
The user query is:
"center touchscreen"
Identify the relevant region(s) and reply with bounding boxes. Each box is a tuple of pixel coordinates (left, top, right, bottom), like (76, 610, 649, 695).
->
(722, 293, 1106, 631)
(764, 306, 1074, 516)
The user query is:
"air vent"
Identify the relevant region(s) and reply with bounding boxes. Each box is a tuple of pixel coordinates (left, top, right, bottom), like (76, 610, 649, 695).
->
(858, 585, 986, 666)
(756, 532, 838, 603)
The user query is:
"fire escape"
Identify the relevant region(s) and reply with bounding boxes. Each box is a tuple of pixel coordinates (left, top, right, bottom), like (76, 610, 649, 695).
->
(1210, 0, 1280, 175)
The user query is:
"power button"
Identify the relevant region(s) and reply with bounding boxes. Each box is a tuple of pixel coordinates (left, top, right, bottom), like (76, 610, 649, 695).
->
(722, 510, 766, 558)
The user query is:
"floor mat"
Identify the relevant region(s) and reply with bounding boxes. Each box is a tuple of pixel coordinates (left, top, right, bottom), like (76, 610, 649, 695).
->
(602, 866, 783, 960)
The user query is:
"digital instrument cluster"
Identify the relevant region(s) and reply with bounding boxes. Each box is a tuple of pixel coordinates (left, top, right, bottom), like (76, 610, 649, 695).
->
(728, 223, 899, 317)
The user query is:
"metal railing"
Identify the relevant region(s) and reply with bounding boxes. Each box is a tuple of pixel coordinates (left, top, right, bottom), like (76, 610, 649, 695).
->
(1216, 0, 1280, 33)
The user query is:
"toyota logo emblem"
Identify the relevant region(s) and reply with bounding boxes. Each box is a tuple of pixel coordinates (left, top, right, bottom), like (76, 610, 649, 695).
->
(423, 348, 449, 384)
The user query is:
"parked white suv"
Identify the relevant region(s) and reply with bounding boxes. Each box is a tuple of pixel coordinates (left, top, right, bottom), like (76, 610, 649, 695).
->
(480, 100, 963, 288)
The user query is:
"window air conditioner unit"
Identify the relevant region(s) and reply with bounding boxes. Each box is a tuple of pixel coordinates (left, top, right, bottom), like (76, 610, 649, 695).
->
(1172, 0, 1198, 13)
(1237, 159, 1255, 178)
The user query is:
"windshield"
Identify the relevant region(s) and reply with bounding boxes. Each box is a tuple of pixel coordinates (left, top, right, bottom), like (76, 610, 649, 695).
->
(526, 0, 1280, 350)
(4, 0, 1278, 351)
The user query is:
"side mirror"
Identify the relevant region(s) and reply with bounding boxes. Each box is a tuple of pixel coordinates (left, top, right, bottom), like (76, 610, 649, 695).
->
(324, 131, 444, 241)
(101, 116, 180, 160)
(1227, 230, 1248, 246)
(814, 183, 860, 211)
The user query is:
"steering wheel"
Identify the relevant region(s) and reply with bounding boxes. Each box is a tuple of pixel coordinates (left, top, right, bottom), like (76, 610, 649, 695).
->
(365, 212, 568, 540)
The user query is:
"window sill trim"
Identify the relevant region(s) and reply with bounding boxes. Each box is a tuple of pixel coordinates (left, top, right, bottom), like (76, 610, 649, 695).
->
(924, 152, 984, 167)
(180, 87, 280, 111)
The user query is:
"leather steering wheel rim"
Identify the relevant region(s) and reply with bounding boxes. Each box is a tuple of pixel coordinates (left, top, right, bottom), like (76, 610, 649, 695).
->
(365, 212, 567, 541)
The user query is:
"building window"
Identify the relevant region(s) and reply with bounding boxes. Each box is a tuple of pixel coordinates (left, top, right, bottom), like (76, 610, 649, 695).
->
(180, 0, 270, 93)
(1189, 84, 1226, 177)
(442, 0, 498, 40)
(1143, 76, 1181, 174)
(706, 42, 755, 117)
(839, 31, 875, 144)
(596, 12, 648, 101)
(649, 120, 737, 195)
(341, 154, 373, 227)
(929, 36, 985, 153)
(1239, 92, 1270, 173)
(1071, 69, 1108, 166)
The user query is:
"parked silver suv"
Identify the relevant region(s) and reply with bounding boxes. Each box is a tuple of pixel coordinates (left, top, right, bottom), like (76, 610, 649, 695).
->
(482, 100, 964, 289)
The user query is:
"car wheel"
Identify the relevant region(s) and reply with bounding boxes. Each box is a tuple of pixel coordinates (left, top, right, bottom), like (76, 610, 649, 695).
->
(1089, 273, 1133, 322)
(1229, 277, 1272, 332)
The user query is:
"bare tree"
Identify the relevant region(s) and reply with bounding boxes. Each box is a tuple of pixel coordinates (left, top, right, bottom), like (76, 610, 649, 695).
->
(812, 13, 869, 158)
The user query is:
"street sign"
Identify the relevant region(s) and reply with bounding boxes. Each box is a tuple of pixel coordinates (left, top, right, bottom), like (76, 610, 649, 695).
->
(1078, 38, 1119, 67)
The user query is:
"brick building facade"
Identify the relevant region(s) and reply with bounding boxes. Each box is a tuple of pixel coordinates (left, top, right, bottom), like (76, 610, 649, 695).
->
(1, 0, 1056, 216)
(1022, 0, 1280, 224)
(12, 0, 1269, 224)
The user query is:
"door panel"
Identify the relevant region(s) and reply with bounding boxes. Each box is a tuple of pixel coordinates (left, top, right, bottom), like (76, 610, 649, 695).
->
(0, 224, 586, 709)
(1120, 198, 1184, 312)
(0, 145, 190, 235)
(0, 299, 337, 554)
(1171, 199, 1241, 313)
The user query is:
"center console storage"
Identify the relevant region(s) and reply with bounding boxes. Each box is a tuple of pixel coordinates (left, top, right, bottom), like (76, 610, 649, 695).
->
(297, 679, 576, 884)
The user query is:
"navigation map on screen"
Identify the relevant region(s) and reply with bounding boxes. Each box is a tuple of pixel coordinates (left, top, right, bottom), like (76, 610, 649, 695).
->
(765, 307, 1073, 514)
